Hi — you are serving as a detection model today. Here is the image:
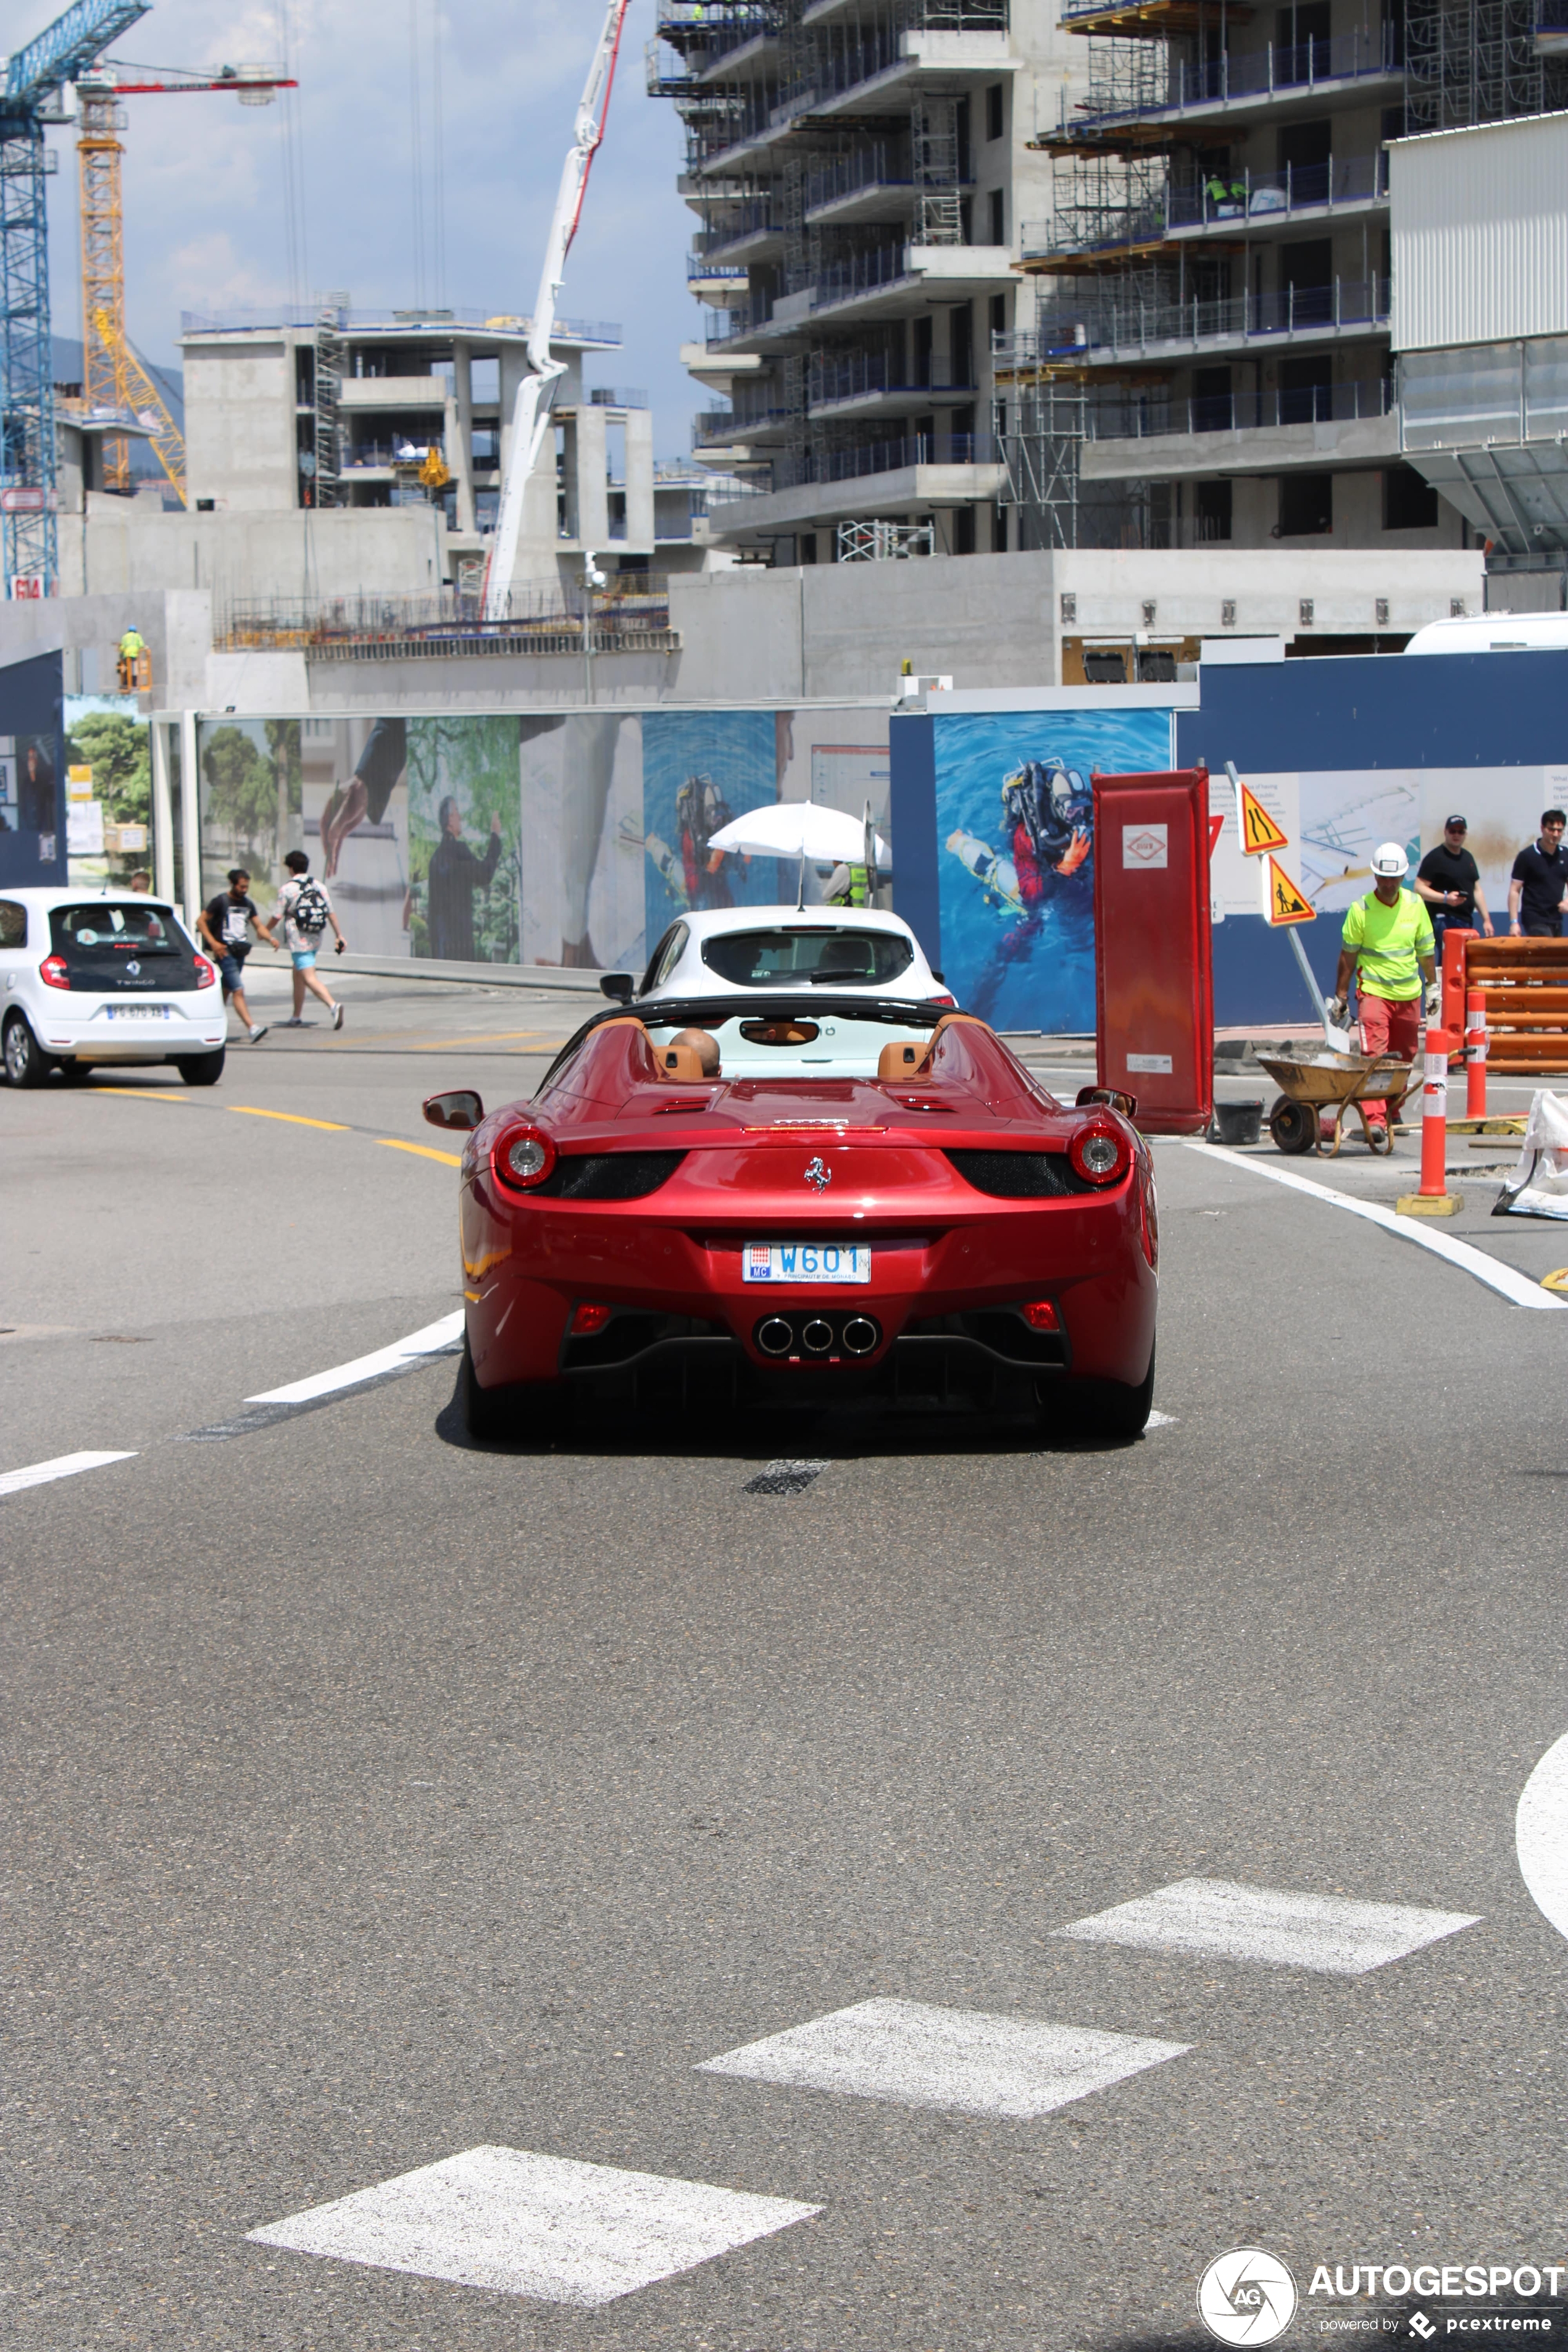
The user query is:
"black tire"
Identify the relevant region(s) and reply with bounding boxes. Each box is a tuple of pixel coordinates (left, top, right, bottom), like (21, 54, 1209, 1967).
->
(3, 1012, 48, 1089)
(1269, 1095, 1317, 1156)
(1049, 1340, 1156, 1443)
(175, 1048, 226, 1087)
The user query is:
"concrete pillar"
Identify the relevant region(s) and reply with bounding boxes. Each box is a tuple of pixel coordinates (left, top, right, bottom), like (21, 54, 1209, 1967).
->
(451, 339, 475, 534)
(624, 407, 655, 553)
(574, 404, 611, 551)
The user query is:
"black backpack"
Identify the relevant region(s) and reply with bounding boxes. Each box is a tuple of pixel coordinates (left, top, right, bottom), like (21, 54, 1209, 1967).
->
(291, 878, 331, 937)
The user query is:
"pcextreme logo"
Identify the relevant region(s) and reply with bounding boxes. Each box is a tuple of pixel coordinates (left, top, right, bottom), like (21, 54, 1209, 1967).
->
(1199, 2250, 1301, 2345)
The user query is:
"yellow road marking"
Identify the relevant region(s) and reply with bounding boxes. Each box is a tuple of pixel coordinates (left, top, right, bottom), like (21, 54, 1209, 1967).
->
(228, 1106, 348, 1131)
(95, 1086, 191, 1103)
(404, 1028, 567, 1052)
(379, 1138, 462, 1166)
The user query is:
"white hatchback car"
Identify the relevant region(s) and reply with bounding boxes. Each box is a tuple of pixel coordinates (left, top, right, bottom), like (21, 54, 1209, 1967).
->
(0, 886, 229, 1087)
(610, 904, 953, 1007)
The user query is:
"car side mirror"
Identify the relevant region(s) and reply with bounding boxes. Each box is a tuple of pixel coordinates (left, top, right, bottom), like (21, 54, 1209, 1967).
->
(423, 1088, 484, 1132)
(1076, 1085, 1138, 1117)
(599, 972, 634, 1002)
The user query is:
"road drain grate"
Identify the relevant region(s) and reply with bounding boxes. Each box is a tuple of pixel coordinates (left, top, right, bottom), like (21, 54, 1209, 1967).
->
(744, 1459, 829, 1497)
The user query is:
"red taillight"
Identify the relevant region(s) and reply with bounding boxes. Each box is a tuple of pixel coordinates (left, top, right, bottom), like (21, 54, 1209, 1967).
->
(1068, 1115, 1132, 1188)
(928, 991, 957, 1007)
(1022, 1299, 1059, 1331)
(39, 954, 69, 990)
(193, 954, 217, 989)
(491, 1120, 557, 1192)
(570, 1303, 612, 1336)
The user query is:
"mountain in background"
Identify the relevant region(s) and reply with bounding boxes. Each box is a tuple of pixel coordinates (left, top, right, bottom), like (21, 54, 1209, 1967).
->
(52, 334, 184, 485)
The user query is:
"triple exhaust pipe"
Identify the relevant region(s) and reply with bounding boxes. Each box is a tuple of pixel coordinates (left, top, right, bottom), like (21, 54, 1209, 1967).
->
(755, 1312, 881, 1359)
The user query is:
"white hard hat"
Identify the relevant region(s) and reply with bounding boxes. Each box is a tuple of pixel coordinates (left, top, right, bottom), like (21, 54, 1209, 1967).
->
(1370, 841, 1409, 878)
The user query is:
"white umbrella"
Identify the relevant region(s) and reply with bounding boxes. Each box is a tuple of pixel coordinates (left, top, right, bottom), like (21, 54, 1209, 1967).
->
(707, 800, 890, 871)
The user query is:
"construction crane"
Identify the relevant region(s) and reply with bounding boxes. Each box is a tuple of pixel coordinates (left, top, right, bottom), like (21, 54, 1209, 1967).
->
(0, 0, 149, 596)
(482, 0, 632, 622)
(76, 62, 295, 503)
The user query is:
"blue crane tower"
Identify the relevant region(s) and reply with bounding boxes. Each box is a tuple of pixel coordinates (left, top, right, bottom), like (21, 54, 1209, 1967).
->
(2, 1, 149, 596)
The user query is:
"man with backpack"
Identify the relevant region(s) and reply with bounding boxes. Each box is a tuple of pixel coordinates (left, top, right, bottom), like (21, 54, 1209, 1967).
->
(275, 849, 347, 1030)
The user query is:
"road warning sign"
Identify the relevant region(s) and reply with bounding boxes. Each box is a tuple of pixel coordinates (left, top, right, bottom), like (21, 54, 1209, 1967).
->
(1264, 856, 1315, 926)
(1236, 778, 1290, 857)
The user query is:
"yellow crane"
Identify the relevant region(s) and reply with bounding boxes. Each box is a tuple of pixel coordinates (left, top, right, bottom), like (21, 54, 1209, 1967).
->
(75, 63, 296, 503)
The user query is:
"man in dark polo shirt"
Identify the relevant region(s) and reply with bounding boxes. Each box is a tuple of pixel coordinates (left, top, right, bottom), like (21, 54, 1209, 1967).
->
(1509, 809, 1568, 938)
(1416, 814, 1493, 961)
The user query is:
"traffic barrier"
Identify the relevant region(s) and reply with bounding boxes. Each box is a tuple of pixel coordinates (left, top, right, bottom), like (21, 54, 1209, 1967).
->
(1466, 987, 1488, 1118)
(1448, 936, 1568, 1074)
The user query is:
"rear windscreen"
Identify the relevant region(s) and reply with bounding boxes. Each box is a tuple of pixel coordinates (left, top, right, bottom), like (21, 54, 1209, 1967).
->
(645, 1009, 932, 1079)
(49, 903, 198, 990)
(699, 927, 914, 988)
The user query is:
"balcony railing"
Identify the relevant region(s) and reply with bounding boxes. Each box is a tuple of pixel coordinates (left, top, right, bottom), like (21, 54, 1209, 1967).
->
(706, 294, 777, 345)
(1083, 375, 1394, 441)
(1055, 24, 1396, 131)
(692, 401, 790, 444)
(778, 430, 1000, 488)
(1023, 152, 1388, 265)
(814, 243, 913, 306)
(804, 140, 914, 212)
(1011, 275, 1390, 361)
(693, 201, 783, 255)
(809, 352, 974, 404)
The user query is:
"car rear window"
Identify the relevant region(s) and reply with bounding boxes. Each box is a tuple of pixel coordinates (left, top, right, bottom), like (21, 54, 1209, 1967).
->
(700, 926, 914, 988)
(48, 902, 198, 989)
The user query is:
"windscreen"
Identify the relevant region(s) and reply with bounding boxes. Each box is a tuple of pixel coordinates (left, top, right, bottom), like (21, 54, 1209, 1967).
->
(644, 1007, 932, 1080)
(48, 902, 198, 991)
(699, 926, 914, 988)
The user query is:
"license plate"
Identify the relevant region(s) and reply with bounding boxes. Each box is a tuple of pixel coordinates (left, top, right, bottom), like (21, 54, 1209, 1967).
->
(106, 1004, 170, 1020)
(743, 1241, 871, 1284)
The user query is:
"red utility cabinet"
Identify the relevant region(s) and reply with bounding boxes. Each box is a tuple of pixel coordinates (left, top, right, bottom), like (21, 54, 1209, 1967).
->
(1091, 764, 1214, 1135)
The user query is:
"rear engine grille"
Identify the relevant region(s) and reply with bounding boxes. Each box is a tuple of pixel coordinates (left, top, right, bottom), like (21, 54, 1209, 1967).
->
(532, 1150, 686, 1201)
(944, 1149, 1088, 1198)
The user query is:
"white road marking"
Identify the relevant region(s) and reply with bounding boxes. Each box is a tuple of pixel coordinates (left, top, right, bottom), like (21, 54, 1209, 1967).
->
(1146, 1409, 1177, 1428)
(698, 1996, 1188, 2119)
(1057, 1877, 1480, 1975)
(1516, 1732, 1568, 1943)
(247, 2145, 819, 2308)
(245, 1311, 465, 1406)
(0, 1449, 136, 1499)
(1182, 1140, 1568, 1310)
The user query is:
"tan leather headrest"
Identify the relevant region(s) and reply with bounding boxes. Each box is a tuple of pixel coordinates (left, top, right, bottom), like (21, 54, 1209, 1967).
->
(659, 1043, 709, 1082)
(878, 1038, 929, 1080)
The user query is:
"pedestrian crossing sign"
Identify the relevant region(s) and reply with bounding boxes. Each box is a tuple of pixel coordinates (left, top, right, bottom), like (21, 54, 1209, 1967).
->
(1264, 856, 1315, 926)
(1236, 777, 1290, 857)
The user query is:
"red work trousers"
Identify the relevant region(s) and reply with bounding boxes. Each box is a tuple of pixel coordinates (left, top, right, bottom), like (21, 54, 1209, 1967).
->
(1357, 991, 1422, 1121)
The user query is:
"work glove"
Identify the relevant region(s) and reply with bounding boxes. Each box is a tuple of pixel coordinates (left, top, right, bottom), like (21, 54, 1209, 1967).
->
(1054, 828, 1091, 878)
(1424, 982, 1443, 1020)
(1325, 995, 1349, 1028)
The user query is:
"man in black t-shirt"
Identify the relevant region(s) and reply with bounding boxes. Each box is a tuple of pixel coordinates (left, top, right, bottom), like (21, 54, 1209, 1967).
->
(1416, 814, 1493, 961)
(196, 867, 277, 1041)
(1509, 809, 1568, 939)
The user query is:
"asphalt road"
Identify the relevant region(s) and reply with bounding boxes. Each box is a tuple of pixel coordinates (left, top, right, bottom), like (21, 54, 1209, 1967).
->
(7, 973, 1568, 2352)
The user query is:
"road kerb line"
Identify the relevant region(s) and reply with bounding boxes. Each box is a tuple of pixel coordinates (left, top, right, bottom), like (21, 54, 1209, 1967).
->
(244, 1310, 465, 1406)
(229, 1106, 349, 1131)
(380, 1138, 462, 1166)
(0, 1449, 137, 1499)
(1182, 1140, 1568, 1310)
(94, 1087, 190, 1103)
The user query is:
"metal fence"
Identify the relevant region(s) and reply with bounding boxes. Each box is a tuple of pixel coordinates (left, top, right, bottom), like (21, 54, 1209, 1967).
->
(1084, 377, 1394, 442)
(215, 583, 678, 660)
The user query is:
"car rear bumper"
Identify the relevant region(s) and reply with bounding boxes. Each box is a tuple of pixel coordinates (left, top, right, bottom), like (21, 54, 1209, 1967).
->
(33, 999, 226, 1057)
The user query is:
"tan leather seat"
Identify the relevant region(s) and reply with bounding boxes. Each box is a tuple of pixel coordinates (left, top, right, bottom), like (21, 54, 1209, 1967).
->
(878, 1038, 929, 1080)
(659, 1042, 711, 1081)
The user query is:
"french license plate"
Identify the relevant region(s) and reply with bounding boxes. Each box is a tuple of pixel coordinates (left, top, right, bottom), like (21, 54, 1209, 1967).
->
(743, 1241, 871, 1284)
(106, 1004, 170, 1020)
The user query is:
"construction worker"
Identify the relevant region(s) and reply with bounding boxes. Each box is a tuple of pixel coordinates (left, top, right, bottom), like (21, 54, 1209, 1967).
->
(825, 857, 871, 906)
(117, 625, 146, 691)
(1327, 841, 1439, 1140)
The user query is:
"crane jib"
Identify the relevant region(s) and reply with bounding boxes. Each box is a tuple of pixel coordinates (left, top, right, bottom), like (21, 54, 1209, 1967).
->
(7, 1, 151, 104)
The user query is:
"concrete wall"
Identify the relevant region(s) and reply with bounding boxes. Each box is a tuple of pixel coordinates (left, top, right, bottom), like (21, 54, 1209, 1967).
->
(184, 336, 297, 512)
(58, 506, 446, 607)
(0, 590, 212, 710)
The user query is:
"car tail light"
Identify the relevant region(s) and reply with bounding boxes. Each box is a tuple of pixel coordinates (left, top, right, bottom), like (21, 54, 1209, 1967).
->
(928, 991, 957, 1007)
(570, 1303, 612, 1336)
(1068, 1116, 1131, 1188)
(1021, 1299, 1059, 1331)
(39, 954, 69, 990)
(492, 1120, 557, 1191)
(193, 954, 217, 989)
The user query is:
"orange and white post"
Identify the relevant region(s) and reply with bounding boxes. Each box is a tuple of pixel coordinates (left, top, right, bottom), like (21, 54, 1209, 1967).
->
(1466, 987, 1488, 1120)
(1398, 1027, 1461, 1217)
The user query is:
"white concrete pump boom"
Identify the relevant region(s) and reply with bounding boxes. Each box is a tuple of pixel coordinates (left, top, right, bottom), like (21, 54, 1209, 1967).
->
(482, 0, 632, 622)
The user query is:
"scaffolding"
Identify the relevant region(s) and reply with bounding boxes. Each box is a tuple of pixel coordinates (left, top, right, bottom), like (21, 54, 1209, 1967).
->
(912, 95, 964, 244)
(836, 517, 935, 557)
(992, 373, 1149, 548)
(1404, 0, 1568, 127)
(312, 294, 346, 508)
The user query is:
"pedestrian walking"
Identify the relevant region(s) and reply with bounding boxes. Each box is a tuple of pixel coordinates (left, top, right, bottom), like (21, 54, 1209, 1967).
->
(274, 849, 346, 1030)
(427, 796, 502, 962)
(196, 867, 275, 1042)
(1416, 814, 1494, 962)
(1327, 841, 1438, 1140)
(1509, 809, 1568, 938)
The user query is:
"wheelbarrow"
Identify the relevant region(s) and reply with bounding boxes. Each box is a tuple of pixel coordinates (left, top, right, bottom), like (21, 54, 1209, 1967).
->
(1255, 1050, 1418, 1157)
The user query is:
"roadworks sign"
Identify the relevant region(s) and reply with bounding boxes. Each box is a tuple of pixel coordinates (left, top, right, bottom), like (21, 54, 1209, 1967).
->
(1264, 856, 1315, 926)
(1236, 779, 1290, 857)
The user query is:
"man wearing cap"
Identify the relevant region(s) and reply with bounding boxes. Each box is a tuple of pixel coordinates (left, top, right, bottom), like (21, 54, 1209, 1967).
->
(1416, 814, 1494, 962)
(1327, 842, 1439, 1140)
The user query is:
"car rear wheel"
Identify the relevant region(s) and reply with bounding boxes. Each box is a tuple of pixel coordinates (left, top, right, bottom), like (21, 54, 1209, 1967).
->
(459, 1330, 570, 1443)
(1048, 1340, 1156, 1443)
(175, 1048, 226, 1086)
(3, 1012, 48, 1089)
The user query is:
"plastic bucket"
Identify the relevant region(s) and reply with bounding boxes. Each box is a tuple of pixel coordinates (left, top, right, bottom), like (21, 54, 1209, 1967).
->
(1211, 1098, 1264, 1146)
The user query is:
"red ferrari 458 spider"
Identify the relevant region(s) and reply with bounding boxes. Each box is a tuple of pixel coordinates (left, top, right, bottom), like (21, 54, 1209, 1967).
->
(425, 994, 1157, 1442)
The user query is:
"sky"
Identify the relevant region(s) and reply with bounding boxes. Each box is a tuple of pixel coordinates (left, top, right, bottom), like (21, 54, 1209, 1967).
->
(39, 0, 703, 461)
